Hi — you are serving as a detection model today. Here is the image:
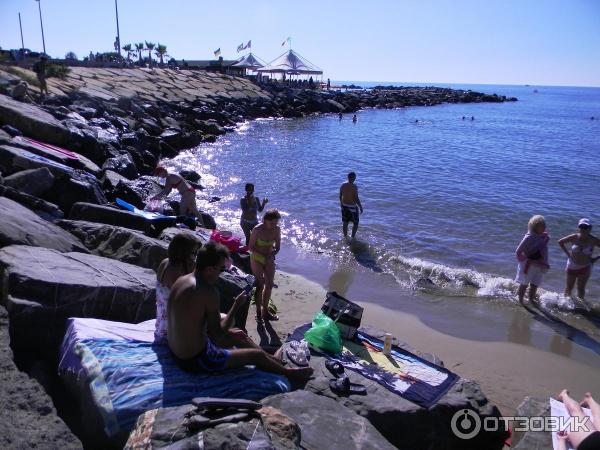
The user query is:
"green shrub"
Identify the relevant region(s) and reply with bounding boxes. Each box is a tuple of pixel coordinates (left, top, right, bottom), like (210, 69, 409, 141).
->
(45, 63, 70, 80)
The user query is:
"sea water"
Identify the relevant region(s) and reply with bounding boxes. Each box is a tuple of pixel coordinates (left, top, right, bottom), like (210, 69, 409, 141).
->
(165, 83, 600, 307)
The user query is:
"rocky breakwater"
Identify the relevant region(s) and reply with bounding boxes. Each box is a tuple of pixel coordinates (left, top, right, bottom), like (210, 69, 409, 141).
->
(0, 65, 515, 448)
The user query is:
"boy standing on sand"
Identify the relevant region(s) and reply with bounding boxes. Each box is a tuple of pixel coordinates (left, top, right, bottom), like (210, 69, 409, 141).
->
(167, 242, 313, 381)
(339, 172, 364, 239)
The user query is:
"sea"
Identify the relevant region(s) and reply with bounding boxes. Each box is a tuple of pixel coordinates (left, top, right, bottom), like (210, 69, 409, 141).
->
(162, 82, 600, 311)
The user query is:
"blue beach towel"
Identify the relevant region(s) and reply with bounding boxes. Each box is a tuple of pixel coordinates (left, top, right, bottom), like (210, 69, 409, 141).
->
(59, 318, 290, 438)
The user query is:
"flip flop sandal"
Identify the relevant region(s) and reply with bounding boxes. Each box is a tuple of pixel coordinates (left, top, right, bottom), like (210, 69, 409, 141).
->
(329, 374, 367, 396)
(255, 314, 264, 324)
(325, 360, 344, 378)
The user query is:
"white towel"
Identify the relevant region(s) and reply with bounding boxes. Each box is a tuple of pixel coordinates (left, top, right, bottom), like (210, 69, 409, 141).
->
(549, 397, 594, 450)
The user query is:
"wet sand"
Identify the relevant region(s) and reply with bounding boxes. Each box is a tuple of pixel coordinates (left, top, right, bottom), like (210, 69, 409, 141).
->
(248, 246, 600, 416)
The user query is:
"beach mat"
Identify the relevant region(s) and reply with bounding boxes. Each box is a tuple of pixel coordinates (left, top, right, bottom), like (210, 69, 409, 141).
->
(59, 317, 290, 446)
(116, 197, 175, 221)
(289, 323, 458, 408)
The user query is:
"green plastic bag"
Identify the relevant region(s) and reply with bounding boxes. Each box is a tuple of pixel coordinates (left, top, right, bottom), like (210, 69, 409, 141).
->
(304, 312, 343, 354)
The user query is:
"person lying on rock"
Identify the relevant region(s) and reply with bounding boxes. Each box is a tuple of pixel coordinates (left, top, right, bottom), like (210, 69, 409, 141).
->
(151, 166, 205, 227)
(168, 242, 313, 381)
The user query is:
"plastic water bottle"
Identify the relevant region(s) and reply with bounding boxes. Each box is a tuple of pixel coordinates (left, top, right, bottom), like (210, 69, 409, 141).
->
(383, 334, 393, 355)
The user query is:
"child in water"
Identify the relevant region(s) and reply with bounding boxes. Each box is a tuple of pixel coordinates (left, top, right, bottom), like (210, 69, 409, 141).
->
(515, 215, 550, 304)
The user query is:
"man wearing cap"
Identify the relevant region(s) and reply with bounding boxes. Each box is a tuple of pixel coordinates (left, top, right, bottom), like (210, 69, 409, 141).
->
(151, 167, 205, 227)
(558, 218, 600, 300)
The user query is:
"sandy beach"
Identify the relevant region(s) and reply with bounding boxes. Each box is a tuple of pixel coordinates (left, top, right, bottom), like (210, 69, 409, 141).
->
(254, 264, 600, 417)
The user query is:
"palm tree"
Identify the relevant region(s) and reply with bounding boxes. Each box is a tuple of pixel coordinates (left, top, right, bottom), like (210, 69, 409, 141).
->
(122, 44, 133, 62)
(154, 44, 168, 65)
(134, 42, 144, 62)
(145, 41, 155, 64)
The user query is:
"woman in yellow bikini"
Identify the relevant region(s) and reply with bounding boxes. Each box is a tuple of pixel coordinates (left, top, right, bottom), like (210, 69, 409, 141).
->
(249, 209, 281, 323)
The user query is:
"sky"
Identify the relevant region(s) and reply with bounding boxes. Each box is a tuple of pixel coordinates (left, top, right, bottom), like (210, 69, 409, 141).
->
(1, 0, 599, 87)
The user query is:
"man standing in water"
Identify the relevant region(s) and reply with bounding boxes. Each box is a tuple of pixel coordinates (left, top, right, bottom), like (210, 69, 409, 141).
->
(339, 172, 363, 239)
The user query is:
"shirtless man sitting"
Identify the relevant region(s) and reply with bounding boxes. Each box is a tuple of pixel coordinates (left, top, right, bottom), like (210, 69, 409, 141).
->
(339, 171, 364, 239)
(167, 242, 313, 381)
(151, 166, 205, 227)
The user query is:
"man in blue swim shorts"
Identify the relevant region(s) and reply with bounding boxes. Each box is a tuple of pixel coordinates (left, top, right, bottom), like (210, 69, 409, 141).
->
(168, 242, 313, 380)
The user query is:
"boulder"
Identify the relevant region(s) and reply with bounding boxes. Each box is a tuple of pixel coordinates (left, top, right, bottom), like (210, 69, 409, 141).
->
(8, 135, 101, 176)
(112, 176, 161, 209)
(0, 184, 64, 220)
(0, 93, 72, 147)
(512, 397, 551, 450)
(216, 271, 251, 331)
(102, 153, 139, 180)
(57, 220, 168, 270)
(69, 202, 153, 233)
(179, 169, 201, 183)
(292, 326, 509, 450)
(125, 404, 300, 450)
(0, 245, 156, 356)
(0, 197, 87, 253)
(264, 390, 395, 450)
(0, 145, 106, 213)
(0, 306, 83, 449)
(3, 167, 55, 197)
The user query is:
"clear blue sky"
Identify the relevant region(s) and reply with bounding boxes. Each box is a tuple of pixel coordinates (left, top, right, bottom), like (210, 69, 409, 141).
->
(1, 0, 599, 86)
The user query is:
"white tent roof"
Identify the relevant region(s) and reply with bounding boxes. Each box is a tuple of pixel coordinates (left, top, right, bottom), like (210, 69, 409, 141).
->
(231, 53, 266, 70)
(257, 49, 323, 75)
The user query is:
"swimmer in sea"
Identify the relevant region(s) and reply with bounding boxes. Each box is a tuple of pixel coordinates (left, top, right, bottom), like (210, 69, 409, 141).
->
(558, 218, 600, 301)
(352, 114, 357, 123)
(339, 171, 363, 239)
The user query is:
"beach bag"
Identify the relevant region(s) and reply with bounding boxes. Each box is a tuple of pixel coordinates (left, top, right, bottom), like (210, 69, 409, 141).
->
(210, 230, 242, 253)
(304, 312, 343, 354)
(322, 291, 363, 339)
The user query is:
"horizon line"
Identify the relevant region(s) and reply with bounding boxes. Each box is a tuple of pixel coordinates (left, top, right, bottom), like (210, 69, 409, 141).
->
(330, 79, 600, 89)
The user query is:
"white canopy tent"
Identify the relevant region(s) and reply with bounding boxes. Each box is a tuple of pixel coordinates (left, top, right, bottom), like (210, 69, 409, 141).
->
(257, 49, 323, 81)
(231, 52, 266, 71)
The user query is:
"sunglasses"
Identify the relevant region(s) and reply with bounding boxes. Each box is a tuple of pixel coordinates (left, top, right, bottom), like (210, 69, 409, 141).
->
(579, 225, 591, 230)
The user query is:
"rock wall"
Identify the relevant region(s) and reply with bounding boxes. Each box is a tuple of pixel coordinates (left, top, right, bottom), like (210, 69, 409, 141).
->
(0, 305, 82, 449)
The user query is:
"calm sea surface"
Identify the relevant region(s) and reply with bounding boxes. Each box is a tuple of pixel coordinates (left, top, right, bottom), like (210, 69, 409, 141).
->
(165, 83, 600, 306)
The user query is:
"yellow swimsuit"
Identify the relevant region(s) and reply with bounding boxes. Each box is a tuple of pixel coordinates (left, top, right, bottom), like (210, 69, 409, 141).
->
(251, 238, 275, 265)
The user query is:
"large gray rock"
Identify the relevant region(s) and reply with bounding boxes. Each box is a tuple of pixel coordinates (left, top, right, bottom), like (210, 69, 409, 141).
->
(125, 403, 300, 450)
(102, 153, 139, 180)
(264, 390, 395, 450)
(512, 397, 551, 450)
(0, 145, 106, 214)
(69, 202, 153, 233)
(8, 135, 101, 176)
(0, 93, 72, 147)
(0, 197, 87, 253)
(3, 167, 55, 197)
(0, 306, 82, 449)
(0, 245, 156, 356)
(0, 184, 64, 220)
(289, 326, 508, 450)
(57, 219, 167, 270)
